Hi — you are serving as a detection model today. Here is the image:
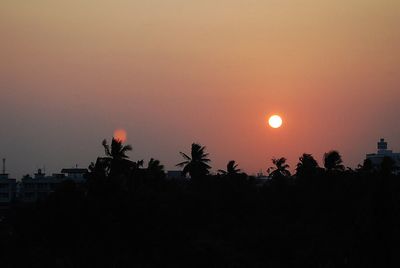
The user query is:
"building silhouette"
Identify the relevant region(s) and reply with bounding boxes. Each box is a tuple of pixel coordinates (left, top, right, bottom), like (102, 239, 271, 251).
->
(0, 172, 17, 203)
(366, 138, 400, 171)
(0, 159, 16, 203)
(20, 167, 87, 202)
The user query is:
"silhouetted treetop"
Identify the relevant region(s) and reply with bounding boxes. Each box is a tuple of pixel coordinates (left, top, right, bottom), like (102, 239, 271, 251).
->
(102, 138, 132, 160)
(296, 153, 319, 178)
(357, 158, 374, 173)
(323, 150, 345, 172)
(218, 160, 241, 176)
(268, 157, 291, 179)
(147, 158, 165, 179)
(177, 143, 211, 179)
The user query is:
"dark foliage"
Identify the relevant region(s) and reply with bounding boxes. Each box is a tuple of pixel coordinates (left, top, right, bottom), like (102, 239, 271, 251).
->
(1, 140, 400, 267)
(324, 150, 345, 172)
(177, 143, 211, 179)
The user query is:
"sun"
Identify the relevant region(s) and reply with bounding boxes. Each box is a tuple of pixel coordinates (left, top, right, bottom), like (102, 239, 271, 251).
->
(268, 115, 283, 129)
(113, 129, 127, 142)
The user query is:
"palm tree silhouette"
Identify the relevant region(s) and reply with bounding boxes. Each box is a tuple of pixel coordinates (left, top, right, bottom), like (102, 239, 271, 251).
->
(147, 158, 165, 179)
(323, 150, 344, 172)
(268, 157, 291, 179)
(296, 153, 319, 178)
(102, 138, 132, 160)
(87, 138, 134, 193)
(218, 160, 241, 176)
(102, 138, 133, 177)
(177, 143, 211, 179)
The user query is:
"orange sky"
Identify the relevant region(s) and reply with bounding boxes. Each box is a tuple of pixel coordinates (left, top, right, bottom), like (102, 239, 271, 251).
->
(1, 0, 399, 177)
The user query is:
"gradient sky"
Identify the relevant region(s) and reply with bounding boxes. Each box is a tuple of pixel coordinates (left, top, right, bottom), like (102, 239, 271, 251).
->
(1, 0, 399, 178)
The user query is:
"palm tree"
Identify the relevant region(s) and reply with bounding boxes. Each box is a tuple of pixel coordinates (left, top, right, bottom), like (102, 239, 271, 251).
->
(218, 160, 241, 176)
(87, 138, 134, 193)
(296, 153, 319, 178)
(147, 158, 165, 179)
(177, 143, 211, 179)
(102, 138, 132, 160)
(323, 150, 344, 172)
(268, 157, 291, 179)
(102, 138, 134, 176)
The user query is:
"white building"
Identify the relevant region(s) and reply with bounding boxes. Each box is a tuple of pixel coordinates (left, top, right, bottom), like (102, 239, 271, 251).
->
(366, 138, 400, 170)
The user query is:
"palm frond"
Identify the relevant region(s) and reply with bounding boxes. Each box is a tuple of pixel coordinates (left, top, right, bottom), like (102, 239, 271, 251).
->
(102, 139, 111, 156)
(122, 145, 133, 152)
(179, 152, 192, 161)
(176, 160, 189, 167)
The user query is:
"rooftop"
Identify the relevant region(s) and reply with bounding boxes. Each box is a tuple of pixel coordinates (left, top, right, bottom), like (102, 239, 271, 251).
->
(61, 168, 88, 174)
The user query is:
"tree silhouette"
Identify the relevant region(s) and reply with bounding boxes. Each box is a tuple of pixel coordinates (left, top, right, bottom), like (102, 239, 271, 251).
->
(268, 157, 291, 179)
(147, 158, 165, 180)
(177, 143, 211, 179)
(357, 158, 374, 173)
(136, 160, 144, 168)
(218, 160, 241, 176)
(102, 138, 132, 160)
(323, 150, 345, 172)
(101, 138, 134, 178)
(296, 153, 319, 179)
(8, 136, 400, 267)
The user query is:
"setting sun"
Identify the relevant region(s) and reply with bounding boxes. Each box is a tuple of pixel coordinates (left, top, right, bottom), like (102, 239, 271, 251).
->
(268, 115, 283, 129)
(113, 129, 127, 142)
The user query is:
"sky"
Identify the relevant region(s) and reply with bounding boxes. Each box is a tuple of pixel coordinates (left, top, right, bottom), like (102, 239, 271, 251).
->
(1, 0, 400, 178)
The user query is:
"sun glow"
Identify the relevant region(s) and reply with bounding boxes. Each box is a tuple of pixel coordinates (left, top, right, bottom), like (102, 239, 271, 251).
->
(268, 115, 283, 129)
(113, 129, 127, 142)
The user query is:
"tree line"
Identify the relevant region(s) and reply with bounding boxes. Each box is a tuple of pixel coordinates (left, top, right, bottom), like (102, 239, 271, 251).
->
(0, 138, 399, 268)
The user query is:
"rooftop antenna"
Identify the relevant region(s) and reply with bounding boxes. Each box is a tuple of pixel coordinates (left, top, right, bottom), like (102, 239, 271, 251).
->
(2, 158, 5, 174)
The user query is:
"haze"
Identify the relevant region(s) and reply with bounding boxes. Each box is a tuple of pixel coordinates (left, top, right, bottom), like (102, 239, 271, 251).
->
(1, 0, 399, 178)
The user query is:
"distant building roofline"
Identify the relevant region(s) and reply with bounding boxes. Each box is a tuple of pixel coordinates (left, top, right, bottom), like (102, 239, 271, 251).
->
(61, 168, 88, 174)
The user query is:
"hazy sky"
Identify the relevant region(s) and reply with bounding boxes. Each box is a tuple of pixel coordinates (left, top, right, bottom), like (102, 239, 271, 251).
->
(1, 0, 399, 178)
